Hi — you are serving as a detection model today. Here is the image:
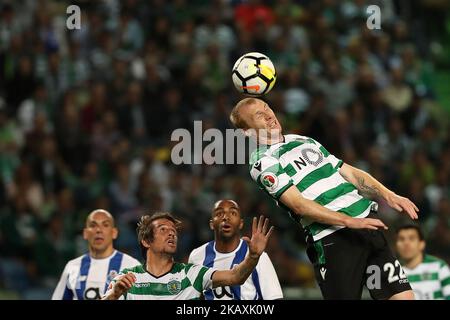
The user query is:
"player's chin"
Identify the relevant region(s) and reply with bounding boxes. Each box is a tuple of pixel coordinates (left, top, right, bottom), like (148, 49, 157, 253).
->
(165, 244, 177, 253)
(219, 230, 237, 239)
(268, 126, 282, 136)
(402, 252, 416, 260)
(91, 241, 108, 250)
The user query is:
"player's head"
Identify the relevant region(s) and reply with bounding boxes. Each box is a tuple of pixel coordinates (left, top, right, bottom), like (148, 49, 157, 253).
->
(137, 212, 181, 260)
(395, 224, 425, 262)
(230, 98, 282, 142)
(83, 209, 118, 254)
(210, 200, 243, 242)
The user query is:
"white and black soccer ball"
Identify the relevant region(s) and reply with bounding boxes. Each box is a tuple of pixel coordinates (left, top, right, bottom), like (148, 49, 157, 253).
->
(232, 52, 277, 96)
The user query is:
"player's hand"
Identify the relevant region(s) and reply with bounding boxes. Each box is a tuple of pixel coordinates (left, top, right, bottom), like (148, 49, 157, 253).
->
(243, 215, 274, 259)
(385, 193, 419, 220)
(110, 272, 136, 299)
(344, 217, 388, 230)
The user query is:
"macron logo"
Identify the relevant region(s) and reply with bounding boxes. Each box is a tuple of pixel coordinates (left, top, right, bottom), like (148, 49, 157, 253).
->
(320, 267, 327, 280)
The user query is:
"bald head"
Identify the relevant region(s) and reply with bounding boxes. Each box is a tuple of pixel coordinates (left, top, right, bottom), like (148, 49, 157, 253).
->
(84, 209, 118, 258)
(86, 209, 115, 227)
(213, 199, 240, 214)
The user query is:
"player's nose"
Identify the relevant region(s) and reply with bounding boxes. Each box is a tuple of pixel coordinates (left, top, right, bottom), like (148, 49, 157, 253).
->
(168, 229, 176, 237)
(221, 212, 231, 220)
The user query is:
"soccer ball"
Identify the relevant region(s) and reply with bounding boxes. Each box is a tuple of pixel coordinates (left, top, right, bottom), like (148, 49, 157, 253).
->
(232, 52, 276, 96)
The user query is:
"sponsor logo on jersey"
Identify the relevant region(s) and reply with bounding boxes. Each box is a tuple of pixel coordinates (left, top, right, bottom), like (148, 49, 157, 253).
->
(167, 279, 182, 295)
(134, 282, 151, 288)
(422, 273, 434, 281)
(261, 173, 278, 191)
(214, 286, 233, 299)
(84, 287, 101, 300)
(301, 148, 324, 166)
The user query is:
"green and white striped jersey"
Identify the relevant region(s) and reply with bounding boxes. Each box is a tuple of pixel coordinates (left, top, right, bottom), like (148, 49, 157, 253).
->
(249, 134, 375, 241)
(106, 263, 215, 300)
(403, 255, 450, 300)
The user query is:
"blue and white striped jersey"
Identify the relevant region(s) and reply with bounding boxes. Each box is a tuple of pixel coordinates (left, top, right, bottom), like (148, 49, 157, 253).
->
(189, 239, 283, 300)
(52, 250, 140, 300)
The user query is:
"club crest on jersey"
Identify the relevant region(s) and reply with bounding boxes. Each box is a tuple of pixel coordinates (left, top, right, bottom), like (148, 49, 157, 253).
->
(167, 279, 181, 295)
(261, 173, 278, 191)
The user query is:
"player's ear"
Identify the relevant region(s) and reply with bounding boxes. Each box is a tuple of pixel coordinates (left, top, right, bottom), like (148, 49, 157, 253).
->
(112, 227, 118, 240)
(244, 128, 258, 140)
(82, 228, 88, 240)
(141, 239, 151, 249)
(419, 240, 425, 251)
(209, 219, 214, 231)
(239, 219, 244, 231)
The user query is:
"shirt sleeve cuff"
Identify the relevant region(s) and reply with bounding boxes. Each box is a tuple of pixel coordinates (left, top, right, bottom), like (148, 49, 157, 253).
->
(274, 181, 294, 200)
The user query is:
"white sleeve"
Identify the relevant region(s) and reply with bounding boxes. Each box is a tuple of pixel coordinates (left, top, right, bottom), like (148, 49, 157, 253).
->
(188, 247, 202, 265)
(187, 264, 216, 291)
(52, 263, 73, 300)
(250, 156, 294, 200)
(121, 255, 141, 269)
(188, 252, 195, 264)
(256, 252, 283, 300)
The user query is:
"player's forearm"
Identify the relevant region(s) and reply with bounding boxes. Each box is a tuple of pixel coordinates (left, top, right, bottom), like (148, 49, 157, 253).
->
(231, 254, 260, 285)
(214, 254, 260, 287)
(280, 186, 354, 227)
(102, 291, 121, 300)
(344, 166, 393, 200)
(291, 196, 352, 226)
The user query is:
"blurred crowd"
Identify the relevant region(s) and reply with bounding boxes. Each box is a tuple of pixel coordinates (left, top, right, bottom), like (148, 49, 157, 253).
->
(0, 0, 449, 299)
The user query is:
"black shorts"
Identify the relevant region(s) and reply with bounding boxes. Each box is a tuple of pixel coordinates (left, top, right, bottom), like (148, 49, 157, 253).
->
(306, 213, 412, 300)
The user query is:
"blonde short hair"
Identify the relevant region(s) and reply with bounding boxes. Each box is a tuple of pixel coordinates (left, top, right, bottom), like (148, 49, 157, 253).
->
(229, 98, 258, 129)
